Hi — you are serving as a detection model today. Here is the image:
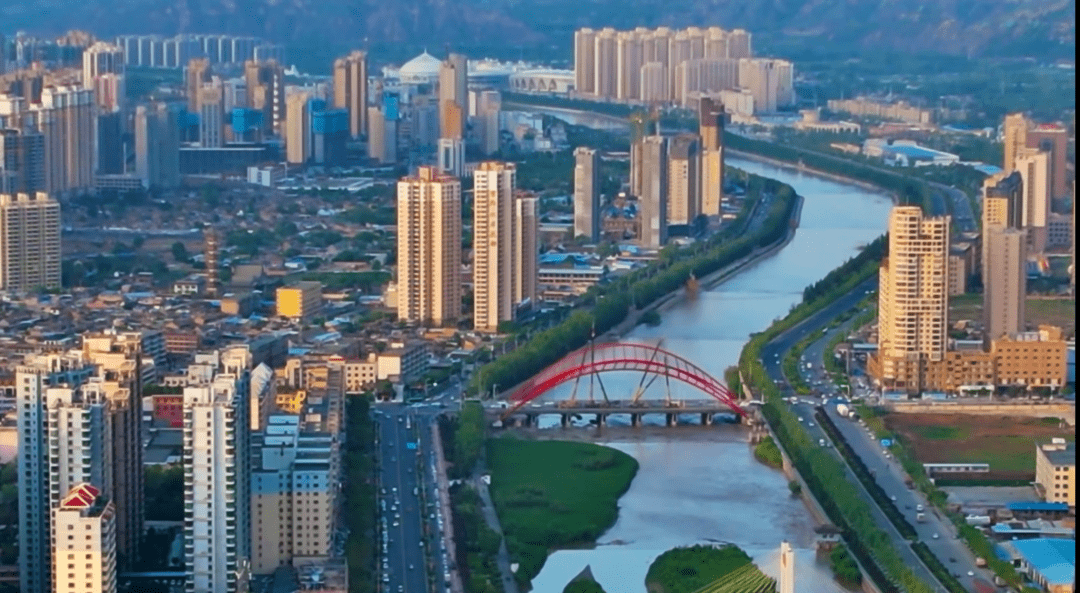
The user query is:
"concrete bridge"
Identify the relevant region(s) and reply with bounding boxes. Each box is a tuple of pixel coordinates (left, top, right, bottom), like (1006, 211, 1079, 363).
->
(487, 399, 759, 428)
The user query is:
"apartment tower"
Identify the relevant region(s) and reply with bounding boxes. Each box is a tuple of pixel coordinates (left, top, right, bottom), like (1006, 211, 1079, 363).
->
(439, 53, 467, 140)
(186, 58, 212, 113)
(35, 86, 95, 194)
(285, 92, 311, 164)
(396, 166, 462, 326)
(134, 103, 180, 188)
(574, 29, 596, 95)
(1014, 147, 1051, 253)
(183, 348, 253, 593)
(667, 133, 701, 227)
(636, 135, 669, 248)
(981, 171, 1027, 347)
(333, 50, 368, 138)
(244, 60, 285, 135)
(0, 191, 60, 291)
(573, 147, 601, 242)
(699, 97, 725, 216)
(473, 162, 537, 332)
(52, 484, 117, 593)
(872, 206, 950, 393)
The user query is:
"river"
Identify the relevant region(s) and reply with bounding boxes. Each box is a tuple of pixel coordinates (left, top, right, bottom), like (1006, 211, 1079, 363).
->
(518, 149, 895, 592)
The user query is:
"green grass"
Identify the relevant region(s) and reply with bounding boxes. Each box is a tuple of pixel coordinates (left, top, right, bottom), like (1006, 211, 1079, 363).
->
(753, 436, 783, 469)
(487, 438, 639, 586)
(646, 545, 772, 593)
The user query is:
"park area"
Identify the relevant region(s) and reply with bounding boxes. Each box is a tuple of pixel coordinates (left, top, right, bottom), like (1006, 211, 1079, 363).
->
(884, 413, 1075, 479)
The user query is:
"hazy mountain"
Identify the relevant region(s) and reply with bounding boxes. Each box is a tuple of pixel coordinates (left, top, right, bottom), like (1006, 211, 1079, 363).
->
(3, 0, 1074, 65)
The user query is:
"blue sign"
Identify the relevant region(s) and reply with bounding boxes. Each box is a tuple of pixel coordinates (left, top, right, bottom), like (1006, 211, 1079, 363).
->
(406, 442, 417, 450)
(880, 439, 892, 447)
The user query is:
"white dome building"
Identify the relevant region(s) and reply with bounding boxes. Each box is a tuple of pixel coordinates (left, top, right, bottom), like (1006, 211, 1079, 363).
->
(392, 51, 442, 85)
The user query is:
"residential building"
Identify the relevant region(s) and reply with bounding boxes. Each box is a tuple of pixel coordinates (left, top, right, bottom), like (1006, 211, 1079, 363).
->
(244, 60, 285, 136)
(736, 58, 794, 113)
(82, 41, 125, 114)
(182, 348, 253, 593)
(474, 89, 501, 155)
(667, 133, 700, 227)
(1035, 440, 1075, 508)
(0, 191, 60, 291)
(285, 92, 311, 164)
(636, 135, 669, 248)
(34, 86, 96, 194)
(699, 96, 725, 217)
(0, 127, 47, 194)
(185, 58, 212, 113)
(574, 28, 596, 95)
(198, 82, 225, 148)
(1002, 112, 1028, 175)
(396, 167, 462, 326)
(1026, 124, 1069, 200)
(332, 51, 367, 139)
(134, 103, 180, 188)
(52, 484, 117, 593)
(991, 326, 1068, 390)
(573, 147, 601, 242)
(367, 106, 386, 163)
(17, 352, 96, 593)
(983, 227, 1027, 345)
(376, 341, 429, 383)
(437, 136, 464, 178)
(1014, 147, 1051, 253)
(474, 161, 536, 332)
(870, 206, 950, 393)
(439, 53, 467, 140)
(276, 282, 323, 322)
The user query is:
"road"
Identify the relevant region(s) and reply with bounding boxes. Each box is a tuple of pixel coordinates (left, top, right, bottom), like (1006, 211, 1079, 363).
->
(762, 278, 998, 592)
(930, 181, 977, 234)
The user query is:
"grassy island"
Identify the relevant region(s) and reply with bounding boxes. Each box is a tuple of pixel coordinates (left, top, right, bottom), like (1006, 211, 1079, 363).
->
(646, 544, 776, 593)
(487, 439, 639, 586)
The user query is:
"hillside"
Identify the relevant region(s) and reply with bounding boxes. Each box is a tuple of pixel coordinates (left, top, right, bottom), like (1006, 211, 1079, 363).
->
(2, 0, 1074, 65)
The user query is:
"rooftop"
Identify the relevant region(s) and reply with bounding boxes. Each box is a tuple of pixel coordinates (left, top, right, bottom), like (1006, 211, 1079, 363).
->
(1040, 442, 1076, 467)
(1011, 538, 1075, 586)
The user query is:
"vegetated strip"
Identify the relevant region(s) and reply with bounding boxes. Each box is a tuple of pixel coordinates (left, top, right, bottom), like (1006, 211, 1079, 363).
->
(449, 484, 504, 593)
(468, 173, 798, 397)
(486, 438, 638, 588)
(343, 397, 378, 593)
(813, 408, 918, 539)
(910, 542, 969, 593)
(753, 435, 783, 469)
(855, 405, 1030, 589)
(738, 242, 938, 593)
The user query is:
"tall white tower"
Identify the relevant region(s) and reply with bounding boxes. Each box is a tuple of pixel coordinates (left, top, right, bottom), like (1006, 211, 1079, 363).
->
(779, 540, 795, 593)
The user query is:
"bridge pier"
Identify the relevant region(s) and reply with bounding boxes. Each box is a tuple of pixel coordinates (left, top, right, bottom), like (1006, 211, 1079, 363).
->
(595, 413, 606, 426)
(701, 413, 713, 426)
(560, 414, 569, 428)
(666, 413, 677, 427)
(631, 413, 642, 427)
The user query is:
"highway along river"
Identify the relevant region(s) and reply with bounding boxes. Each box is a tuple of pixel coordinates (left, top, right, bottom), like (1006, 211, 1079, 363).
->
(521, 154, 895, 592)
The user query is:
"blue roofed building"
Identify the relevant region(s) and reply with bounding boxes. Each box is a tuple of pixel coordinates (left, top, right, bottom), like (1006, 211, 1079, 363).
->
(1000, 538, 1074, 593)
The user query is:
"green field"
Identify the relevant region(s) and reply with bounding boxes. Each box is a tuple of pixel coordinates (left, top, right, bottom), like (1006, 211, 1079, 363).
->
(950, 295, 1076, 337)
(645, 545, 775, 593)
(487, 438, 639, 586)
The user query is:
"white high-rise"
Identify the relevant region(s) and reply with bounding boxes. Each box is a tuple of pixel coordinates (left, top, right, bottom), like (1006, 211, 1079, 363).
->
(473, 162, 536, 332)
(183, 348, 253, 593)
(52, 484, 117, 593)
(0, 191, 61, 291)
(1014, 147, 1050, 253)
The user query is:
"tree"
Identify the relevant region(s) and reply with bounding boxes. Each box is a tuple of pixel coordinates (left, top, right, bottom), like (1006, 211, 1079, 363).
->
(170, 241, 189, 263)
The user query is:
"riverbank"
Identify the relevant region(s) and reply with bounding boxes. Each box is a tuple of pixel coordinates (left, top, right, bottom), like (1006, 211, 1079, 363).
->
(727, 149, 886, 195)
(486, 438, 638, 588)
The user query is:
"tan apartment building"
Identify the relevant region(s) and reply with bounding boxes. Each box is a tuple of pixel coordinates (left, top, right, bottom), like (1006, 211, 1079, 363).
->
(396, 167, 462, 327)
(285, 91, 311, 164)
(0, 191, 60, 291)
(667, 134, 701, 226)
(699, 97, 725, 217)
(991, 326, 1069, 389)
(474, 162, 538, 332)
(276, 281, 323, 322)
(870, 206, 951, 393)
(333, 51, 367, 138)
(1035, 440, 1075, 508)
(52, 483, 117, 593)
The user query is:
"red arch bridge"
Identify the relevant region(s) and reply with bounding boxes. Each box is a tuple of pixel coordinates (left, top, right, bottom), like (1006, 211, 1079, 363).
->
(500, 341, 748, 425)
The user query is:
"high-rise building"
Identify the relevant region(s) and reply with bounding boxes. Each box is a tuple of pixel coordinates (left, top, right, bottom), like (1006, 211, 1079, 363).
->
(244, 60, 285, 136)
(396, 166, 462, 326)
(83, 42, 125, 114)
(0, 191, 60, 291)
(636, 135, 669, 248)
(34, 86, 95, 194)
(1026, 124, 1069, 200)
(0, 128, 46, 194)
(52, 484, 117, 593)
(439, 53, 467, 140)
(737, 58, 794, 114)
(1002, 112, 1028, 175)
(475, 89, 501, 155)
(667, 133, 700, 227)
(185, 58, 212, 114)
(1014, 147, 1050, 253)
(514, 191, 538, 307)
(983, 227, 1027, 345)
(333, 50, 367, 139)
(367, 106, 386, 163)
(204, 227, 219, 298)
(699, 96, 725, 217)
(285, 92, 311, 164)
(312, 107, 348, 166)
(593, 29, 618, 99)
(573, 147, 601, 242)
(133, 103, 180, 188)
(871, 206, 950, 393)
(183, 348, 253, 593)
(616, 30, 644, 100)
(437, 137, 465, 178)
(17, 352, 96, 593)
(982, 171, 1024, 231)
(574, 29, 596, 95)
(474, 162, 537, 332)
